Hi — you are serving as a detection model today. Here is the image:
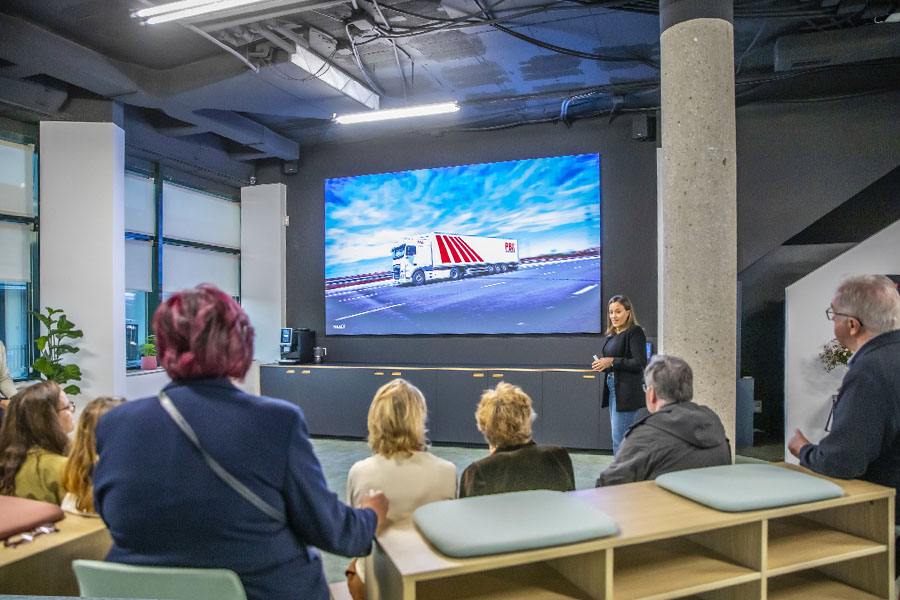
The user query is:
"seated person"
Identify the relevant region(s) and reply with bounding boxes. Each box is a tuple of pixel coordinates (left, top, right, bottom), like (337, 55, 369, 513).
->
(597, 355, 731, 486)
(93, 284, 387, 600)
(460, 382, 574, 498)
(0, 380, 75, 504)
(346, 378, 457, 600)
(61, 396, 125, 516)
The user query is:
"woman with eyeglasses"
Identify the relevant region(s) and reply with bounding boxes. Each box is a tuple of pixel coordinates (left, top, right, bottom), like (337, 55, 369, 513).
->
(591, 295, 649, 455)
(0, 380, 75, 504)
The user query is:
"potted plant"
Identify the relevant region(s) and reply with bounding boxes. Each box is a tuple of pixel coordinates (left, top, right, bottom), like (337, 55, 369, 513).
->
(30, 306, 83, 395)
(140, 335, 157, 370)
(819, 338, 851, 373)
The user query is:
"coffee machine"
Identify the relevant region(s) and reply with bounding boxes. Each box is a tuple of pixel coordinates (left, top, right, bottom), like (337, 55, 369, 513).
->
(279, 328, 315, 364)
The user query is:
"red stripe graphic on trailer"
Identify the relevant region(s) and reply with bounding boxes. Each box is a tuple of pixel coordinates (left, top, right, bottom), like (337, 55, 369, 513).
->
(449, 236, 473, 263)
(435, 235, 451, 263)
(443, 235, 462, 263)
(450, 236, 475, 262)
(456, 237, 484, 262)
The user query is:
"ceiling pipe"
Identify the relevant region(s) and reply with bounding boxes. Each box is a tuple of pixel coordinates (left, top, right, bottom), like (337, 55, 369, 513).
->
(198, 0, 347, 32)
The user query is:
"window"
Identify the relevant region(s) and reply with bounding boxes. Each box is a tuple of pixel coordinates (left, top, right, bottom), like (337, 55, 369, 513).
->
(123, 171, 240, 369)
(0, 138, 37, 380)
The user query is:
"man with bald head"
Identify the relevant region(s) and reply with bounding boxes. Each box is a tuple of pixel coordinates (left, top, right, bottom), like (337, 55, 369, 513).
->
(789, 275, 900, 524)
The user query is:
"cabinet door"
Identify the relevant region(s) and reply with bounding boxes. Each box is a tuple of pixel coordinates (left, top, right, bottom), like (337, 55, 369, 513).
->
(486, 370, 544, 443)
(431, 370, 489, 444)
(542, 371, 611, 450)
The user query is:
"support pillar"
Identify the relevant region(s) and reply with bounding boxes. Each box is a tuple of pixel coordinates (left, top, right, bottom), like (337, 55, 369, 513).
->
(658, 0, 737, 445)
(40, 121, 126, 402)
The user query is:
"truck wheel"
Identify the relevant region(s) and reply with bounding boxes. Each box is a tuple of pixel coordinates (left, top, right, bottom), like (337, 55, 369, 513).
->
(486, 264, 496, 274)
(412, 270, 426, 285)
(449, 267, 462, 280)
(499, 264, 508, 273)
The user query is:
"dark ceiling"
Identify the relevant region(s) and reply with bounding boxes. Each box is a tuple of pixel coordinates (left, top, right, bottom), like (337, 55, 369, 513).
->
(1, 0, 899, 179)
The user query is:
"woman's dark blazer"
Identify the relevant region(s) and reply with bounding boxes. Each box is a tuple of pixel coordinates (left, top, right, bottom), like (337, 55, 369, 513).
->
(599, 324, 648, 412)
(94, 378, 377, 600)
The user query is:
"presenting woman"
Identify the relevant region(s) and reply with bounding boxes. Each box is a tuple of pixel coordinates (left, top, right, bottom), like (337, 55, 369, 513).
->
(93, 284, 387, 600)
(0, 381, 75, 504)
(592, 295, 648, 455)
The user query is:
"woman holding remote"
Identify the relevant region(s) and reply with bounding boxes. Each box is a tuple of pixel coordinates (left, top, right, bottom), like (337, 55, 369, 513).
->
(592, 294, 648, 455)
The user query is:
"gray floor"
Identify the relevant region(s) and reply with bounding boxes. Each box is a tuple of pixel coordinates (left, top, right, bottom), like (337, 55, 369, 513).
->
(310, 437, 783, 584)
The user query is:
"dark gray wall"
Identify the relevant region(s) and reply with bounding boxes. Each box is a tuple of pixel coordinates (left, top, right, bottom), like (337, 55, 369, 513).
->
(257, 89, 900, 381)
(257, 117, 659, 366)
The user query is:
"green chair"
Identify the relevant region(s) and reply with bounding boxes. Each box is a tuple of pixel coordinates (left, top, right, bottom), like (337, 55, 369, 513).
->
(72, 559, 247, 600)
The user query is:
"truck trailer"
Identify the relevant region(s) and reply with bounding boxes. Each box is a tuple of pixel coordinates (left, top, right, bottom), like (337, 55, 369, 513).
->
(391, 232, 519, 285)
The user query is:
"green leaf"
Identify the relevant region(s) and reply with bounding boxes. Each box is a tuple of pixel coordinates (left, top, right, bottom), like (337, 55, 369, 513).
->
(57, 316, 73, 331)
(32, 356, 55, 377)
(63, 385, 81, 396)
(63, 364, 82, 380)
(30, 310, 53, 330)
(56, 344, 80, 356)
(36, 336, 48, 352)
(63, 329, 84, 340)
(46, 307, 62, 315)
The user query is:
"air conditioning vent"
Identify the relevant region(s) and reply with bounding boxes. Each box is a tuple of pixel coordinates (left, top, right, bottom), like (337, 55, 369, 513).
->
(774, 22, 900, 72)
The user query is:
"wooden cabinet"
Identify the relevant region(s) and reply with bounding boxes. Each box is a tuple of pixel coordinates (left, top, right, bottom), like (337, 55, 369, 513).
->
(261, 364, 610, 449)
(372, 465, 895, 599)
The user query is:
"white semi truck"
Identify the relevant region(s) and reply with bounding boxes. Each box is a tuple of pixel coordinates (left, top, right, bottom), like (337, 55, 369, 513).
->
(391, 232, 519, 285)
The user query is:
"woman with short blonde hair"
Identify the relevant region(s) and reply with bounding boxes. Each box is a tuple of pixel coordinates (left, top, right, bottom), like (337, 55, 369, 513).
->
(475, 382, 535, 449)
(62, 396, 125, 515)
(347, 378, 456, 600)
(461, 381, 574, 498)
(367, 378, 427, 458)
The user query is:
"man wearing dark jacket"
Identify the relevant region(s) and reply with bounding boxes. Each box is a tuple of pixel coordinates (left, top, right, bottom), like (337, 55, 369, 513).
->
(596, 355, 731, 486)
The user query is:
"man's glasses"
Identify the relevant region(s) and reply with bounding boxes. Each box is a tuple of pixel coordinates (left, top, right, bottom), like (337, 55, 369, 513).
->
(825, 307, 863, 327)
(3, 524, 59, 548)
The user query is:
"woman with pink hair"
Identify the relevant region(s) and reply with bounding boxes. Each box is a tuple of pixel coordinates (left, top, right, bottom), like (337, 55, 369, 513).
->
(93, 284, 386, 600)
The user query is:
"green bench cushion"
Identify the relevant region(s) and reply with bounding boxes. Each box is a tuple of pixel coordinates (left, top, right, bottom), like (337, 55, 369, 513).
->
(412, 490, 617, 558)
(655, 464, 844, 512)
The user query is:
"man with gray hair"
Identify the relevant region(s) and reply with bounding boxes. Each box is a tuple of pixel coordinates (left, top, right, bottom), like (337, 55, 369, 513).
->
(596, 355, 731, 486)
(789, 275, 900, 526)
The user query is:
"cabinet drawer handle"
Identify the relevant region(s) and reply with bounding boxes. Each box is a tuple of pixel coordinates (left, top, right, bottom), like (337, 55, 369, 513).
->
(301, 370, 310, 374)
(472, 373, 484, 378)
(492, 374, 503, 378)
(583, 375, 596, 379)
(374, 372, 384, 376)
(286, 369, 295, 374)
(392, 372, 402, 376)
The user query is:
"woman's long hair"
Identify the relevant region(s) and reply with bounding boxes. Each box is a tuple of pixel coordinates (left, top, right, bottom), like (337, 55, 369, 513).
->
(62, 396, 125, 512)
(605, 294, 640, 336)
(0, 381, 70, 495)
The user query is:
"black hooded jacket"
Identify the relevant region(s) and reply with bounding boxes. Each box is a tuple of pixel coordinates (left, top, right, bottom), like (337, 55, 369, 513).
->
(596, 401, 732, 486)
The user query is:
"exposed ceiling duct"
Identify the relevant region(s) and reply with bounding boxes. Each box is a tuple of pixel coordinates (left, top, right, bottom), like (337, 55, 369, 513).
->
(775, 22, 900, 72)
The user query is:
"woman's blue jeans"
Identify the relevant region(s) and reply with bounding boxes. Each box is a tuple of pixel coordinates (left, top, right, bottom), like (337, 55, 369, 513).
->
(607, 372, 639, 455)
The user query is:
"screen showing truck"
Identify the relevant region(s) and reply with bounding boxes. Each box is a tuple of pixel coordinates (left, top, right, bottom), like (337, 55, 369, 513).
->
(324, 153, 602, 335)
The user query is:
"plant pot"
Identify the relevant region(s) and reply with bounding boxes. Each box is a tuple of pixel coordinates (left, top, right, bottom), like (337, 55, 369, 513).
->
(140, 356, 158, 370)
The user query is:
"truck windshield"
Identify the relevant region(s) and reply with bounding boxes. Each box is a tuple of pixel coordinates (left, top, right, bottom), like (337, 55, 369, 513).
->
(391, 245, 406, 260)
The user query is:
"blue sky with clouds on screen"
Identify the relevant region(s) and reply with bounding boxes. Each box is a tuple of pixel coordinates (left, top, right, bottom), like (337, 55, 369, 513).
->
(325, 154, 601, 278)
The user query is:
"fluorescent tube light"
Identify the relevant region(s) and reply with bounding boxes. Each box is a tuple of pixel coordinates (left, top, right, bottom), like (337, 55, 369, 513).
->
(334, 102, 460, 125)
(290, 46, 380, 111)
(135, 0, 271, 24)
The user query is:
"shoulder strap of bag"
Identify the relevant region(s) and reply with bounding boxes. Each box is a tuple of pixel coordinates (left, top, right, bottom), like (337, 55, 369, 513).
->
(158, 391, 286, 524)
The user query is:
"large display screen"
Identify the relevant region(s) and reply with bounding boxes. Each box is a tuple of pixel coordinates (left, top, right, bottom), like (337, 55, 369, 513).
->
(324, 154, 602, 335)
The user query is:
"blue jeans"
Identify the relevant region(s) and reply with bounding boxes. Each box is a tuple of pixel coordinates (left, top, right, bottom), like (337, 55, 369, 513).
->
(608, 372, 639, 455)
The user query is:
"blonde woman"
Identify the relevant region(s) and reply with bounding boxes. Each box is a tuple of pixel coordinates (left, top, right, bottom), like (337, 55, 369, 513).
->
(61, 396, 125, 516)
(460, 381, 574, 498)
(346, 379, 456, 600)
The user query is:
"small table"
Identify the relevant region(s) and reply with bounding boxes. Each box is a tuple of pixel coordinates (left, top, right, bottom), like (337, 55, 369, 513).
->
(0, 514, 112, 596)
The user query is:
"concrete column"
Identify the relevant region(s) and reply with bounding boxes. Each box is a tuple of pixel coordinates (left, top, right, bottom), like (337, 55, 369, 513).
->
(659, 0, 737, 444)
(40, 121, 126, 402)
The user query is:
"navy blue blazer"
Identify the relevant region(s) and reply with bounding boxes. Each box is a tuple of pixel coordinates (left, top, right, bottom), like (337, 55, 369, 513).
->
(800, 329, 900, 523)
(94, 378, 377, 600)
